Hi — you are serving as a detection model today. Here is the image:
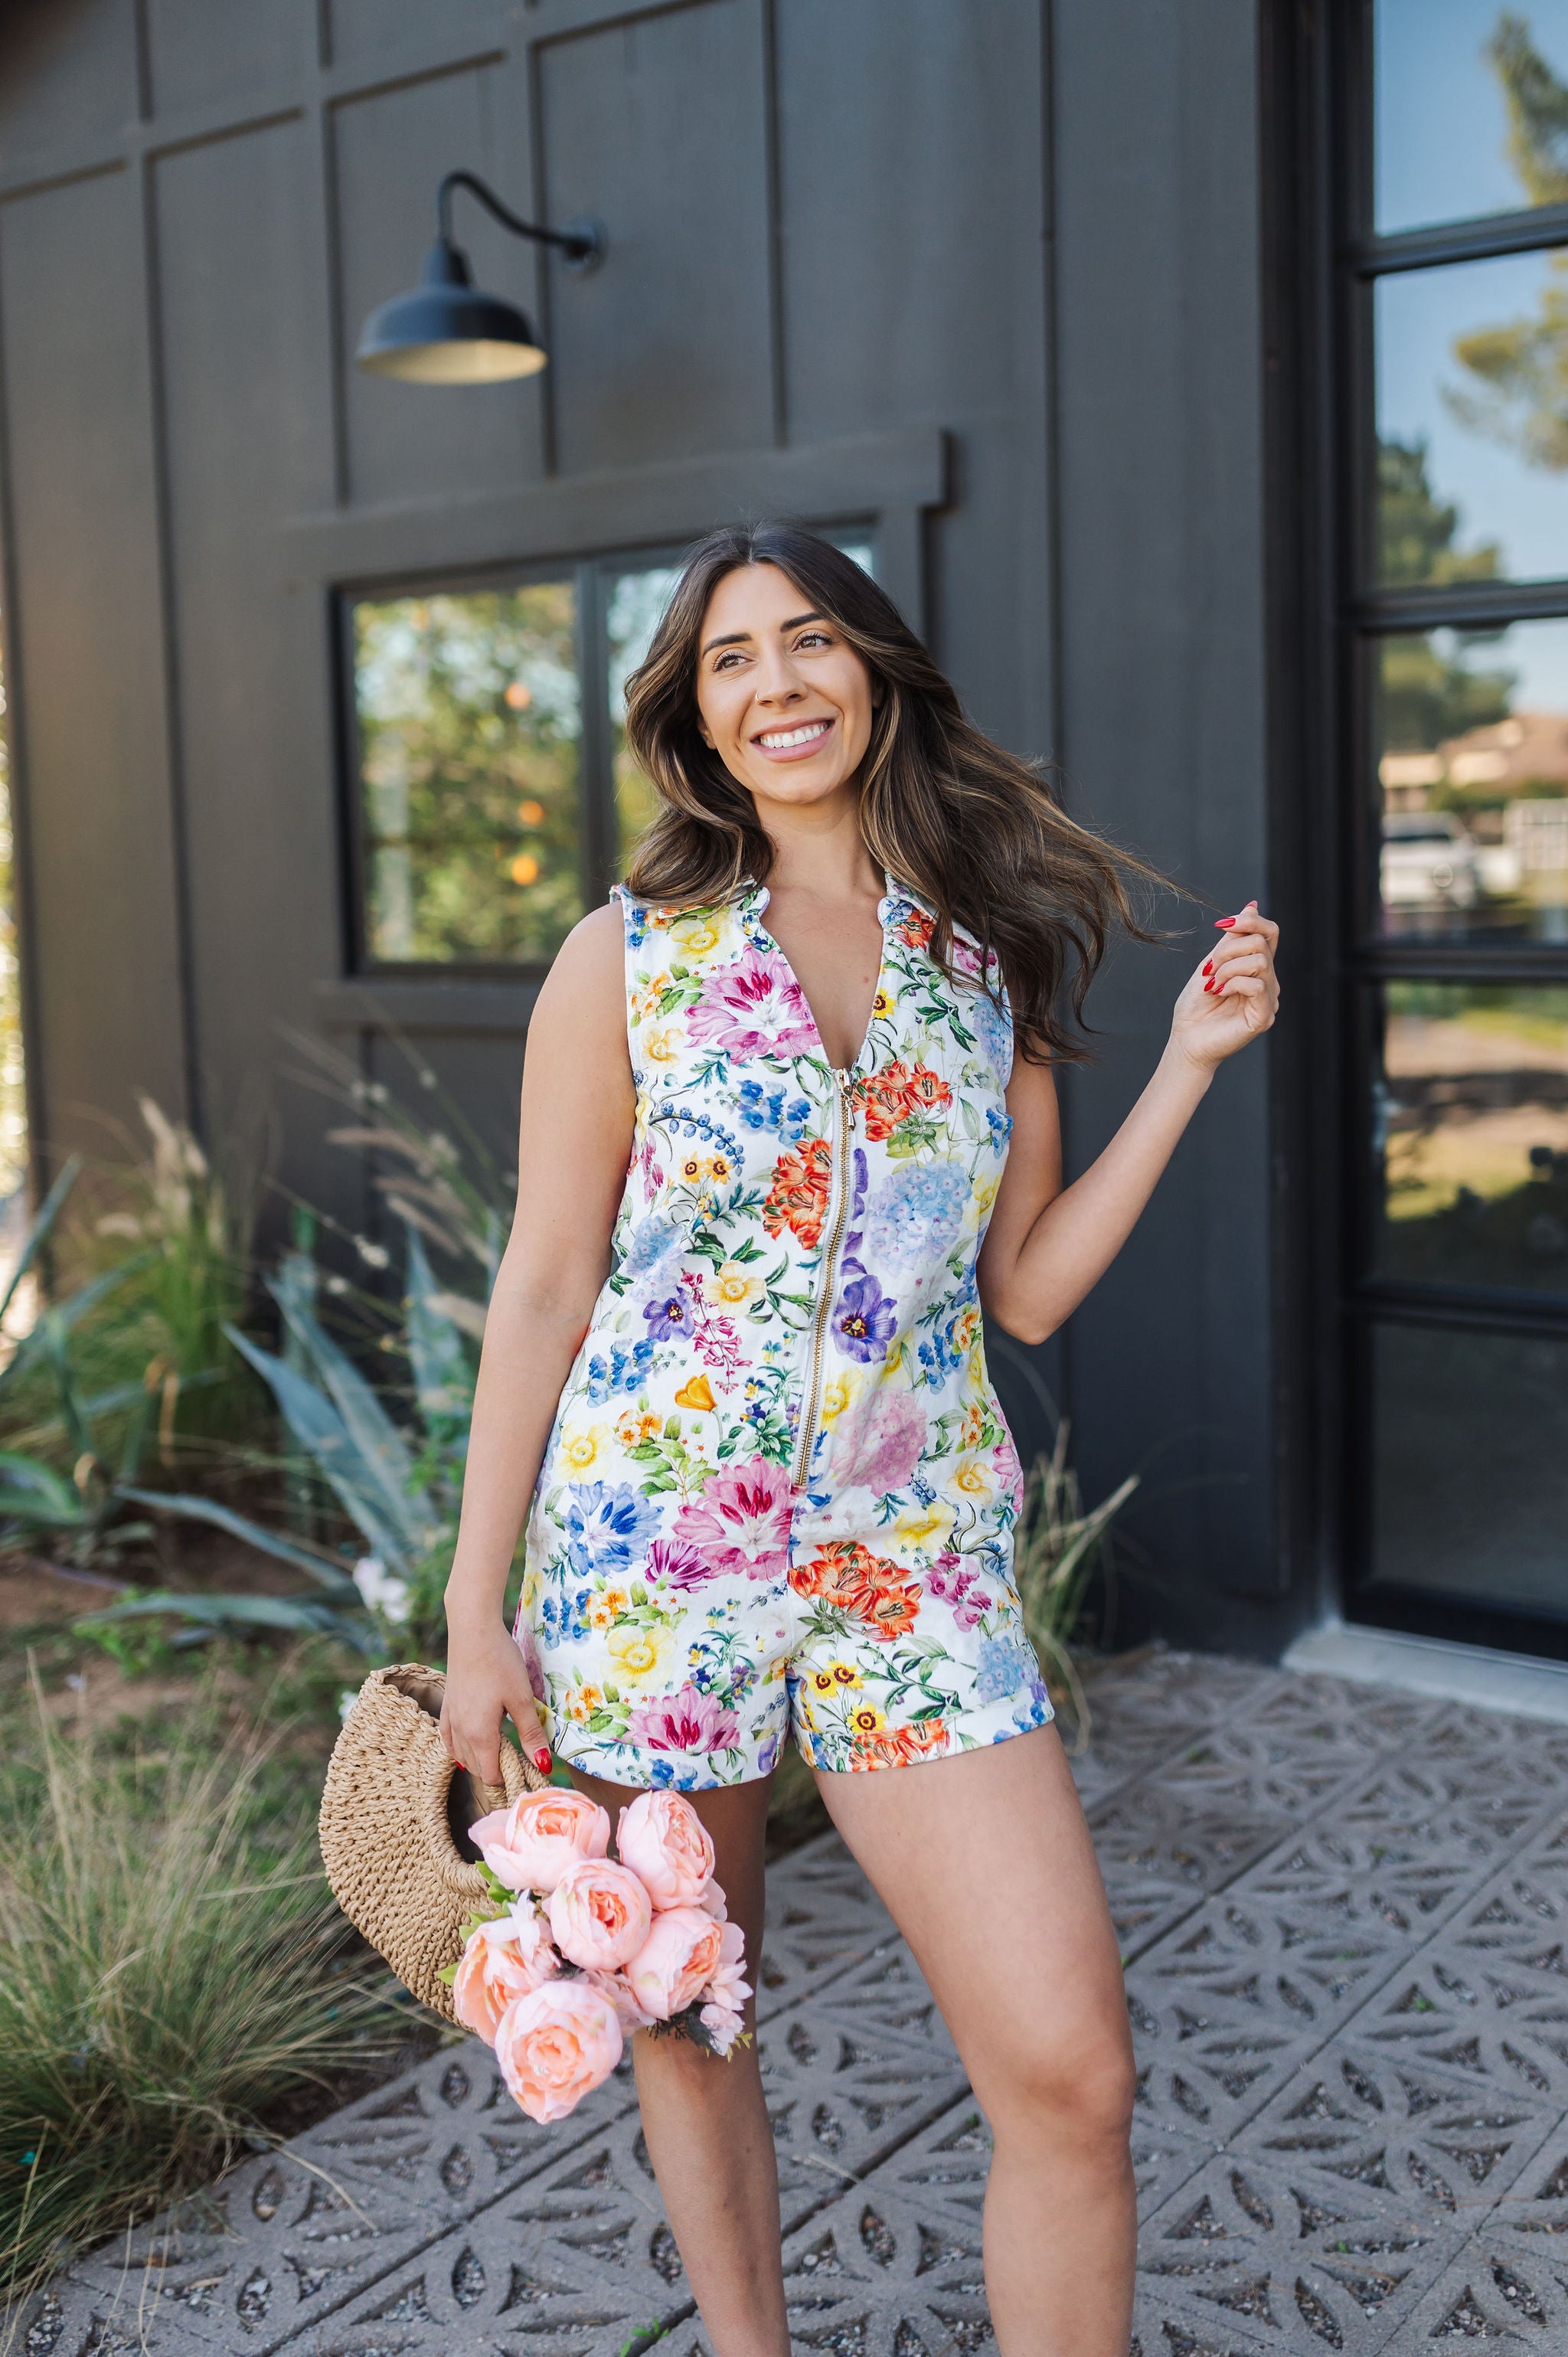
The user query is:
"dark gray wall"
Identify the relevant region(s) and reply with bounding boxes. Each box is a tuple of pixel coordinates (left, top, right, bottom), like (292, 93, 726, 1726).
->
(0, 0, 1307, 1653)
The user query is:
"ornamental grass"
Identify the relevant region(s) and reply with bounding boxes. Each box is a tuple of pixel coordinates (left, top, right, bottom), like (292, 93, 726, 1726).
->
(0, 1669, 407, 2326)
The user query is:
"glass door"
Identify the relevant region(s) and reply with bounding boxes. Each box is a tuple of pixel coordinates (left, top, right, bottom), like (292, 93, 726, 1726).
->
(1342, 3, 1568, 1653)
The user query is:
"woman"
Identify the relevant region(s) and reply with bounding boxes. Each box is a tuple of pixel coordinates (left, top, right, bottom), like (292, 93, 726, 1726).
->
(442, 523, 1279, 2356)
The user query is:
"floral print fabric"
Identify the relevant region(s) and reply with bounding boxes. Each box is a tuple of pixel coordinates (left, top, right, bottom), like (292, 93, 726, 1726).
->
(514, 877, 1053, 1789)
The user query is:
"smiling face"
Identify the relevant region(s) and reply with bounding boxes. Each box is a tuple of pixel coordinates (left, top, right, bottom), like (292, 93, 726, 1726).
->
(693, 561, 877, 818)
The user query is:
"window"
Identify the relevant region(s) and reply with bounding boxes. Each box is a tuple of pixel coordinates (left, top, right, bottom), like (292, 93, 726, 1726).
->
(344, 534, 877, 973)
(1339, 3, 1568, 1650)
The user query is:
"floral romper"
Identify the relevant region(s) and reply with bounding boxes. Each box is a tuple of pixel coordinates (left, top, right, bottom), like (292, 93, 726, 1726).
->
(513, 874, 1053, 1790)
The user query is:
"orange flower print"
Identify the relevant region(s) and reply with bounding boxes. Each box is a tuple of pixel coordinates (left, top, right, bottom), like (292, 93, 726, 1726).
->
(901, 1064, 952, 1117)
(896, 907, 936, 952)
(790, 1540, 920, 1641)
(852, 1716, 948, 1769)
(854, 1061, 916, 1141)
(763, 1138, 833, 1247)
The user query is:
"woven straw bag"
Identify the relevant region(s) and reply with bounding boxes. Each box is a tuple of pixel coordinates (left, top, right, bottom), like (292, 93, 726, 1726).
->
(319, 1662, 548, 2019)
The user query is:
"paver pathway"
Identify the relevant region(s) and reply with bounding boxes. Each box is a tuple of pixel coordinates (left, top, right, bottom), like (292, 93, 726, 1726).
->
(21, 1649, 1568, 2356)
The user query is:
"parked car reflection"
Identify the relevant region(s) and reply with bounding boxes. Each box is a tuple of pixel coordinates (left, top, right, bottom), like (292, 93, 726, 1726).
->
(1380, 810, 1481, 913)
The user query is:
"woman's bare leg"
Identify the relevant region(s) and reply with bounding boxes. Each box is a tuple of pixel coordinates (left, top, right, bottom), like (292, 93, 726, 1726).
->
(570, 1767, 788, 2357)
(815, 1726, 1135, 2357)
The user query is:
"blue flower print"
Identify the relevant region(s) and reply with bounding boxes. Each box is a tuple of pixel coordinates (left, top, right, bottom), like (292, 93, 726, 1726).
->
(986, 1105, 1014, 1152)
(563, 1480, 664, 1577)
(972, 988, 1013, 1077)
(974, 1637, 1034, 1705)
(617, 1215, 687, 1283)
(831, 1267, 898, 1362)
(584, 1339, 657, 1401)
(865, 1162, 969, 1270)
(643, 1286, 694, 1341)
(541, 1585, 592, 1645)
(737, 1078, 812, 1142)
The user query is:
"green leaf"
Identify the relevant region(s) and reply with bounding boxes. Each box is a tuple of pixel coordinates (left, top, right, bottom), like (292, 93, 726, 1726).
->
(116, 1486, 361, 1594)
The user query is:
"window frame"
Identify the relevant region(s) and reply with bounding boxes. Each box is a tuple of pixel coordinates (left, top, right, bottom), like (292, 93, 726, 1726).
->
(1331, 1, 1568, 1656)
(333, 525, 879, 982)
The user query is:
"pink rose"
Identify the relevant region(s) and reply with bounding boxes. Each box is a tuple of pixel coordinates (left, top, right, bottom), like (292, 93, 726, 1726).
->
(698, 1920, 752, 2055)
(469, 1787, 611, 1892)
(546, 1856, 653, 1971)
(582, 1967, 657, 2034)
(452, 1904, 557, 2044)
(624, 1904, 724, 2021)
(616, 1790, 717, 1910)
(495, 1978, 623, 2123)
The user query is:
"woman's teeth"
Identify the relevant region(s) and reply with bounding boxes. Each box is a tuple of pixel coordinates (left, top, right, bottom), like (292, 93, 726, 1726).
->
(757, 721, 830, 749)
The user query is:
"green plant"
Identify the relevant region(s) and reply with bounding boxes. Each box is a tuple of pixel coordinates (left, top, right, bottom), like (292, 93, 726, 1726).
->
(0, 1669, 407, 2318)
(84, 1227, 481, 1660)
(1012, 1420, 1138, 1748)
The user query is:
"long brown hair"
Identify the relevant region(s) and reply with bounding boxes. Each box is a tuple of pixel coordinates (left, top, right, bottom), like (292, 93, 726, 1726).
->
(622, 521, 1173, 1064)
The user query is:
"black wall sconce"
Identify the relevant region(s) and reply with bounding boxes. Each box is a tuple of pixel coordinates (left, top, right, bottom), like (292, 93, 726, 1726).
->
(356, 170, 604, 385)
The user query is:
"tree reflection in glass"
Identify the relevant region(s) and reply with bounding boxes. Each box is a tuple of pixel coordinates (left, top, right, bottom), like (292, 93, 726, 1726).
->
(1374, 979, 1568, 1293)
(353, 584, 583, 965)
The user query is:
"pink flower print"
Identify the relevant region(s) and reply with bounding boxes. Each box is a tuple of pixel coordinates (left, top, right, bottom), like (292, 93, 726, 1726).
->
(643, 1535, 718, 1592)
(993, 1434, 1024, 1515)
(684, 946, 819, 1060)
(926, 1551, 991, 1630)
(830, 1383, 926, 1495)
(626, 1682, 743, 1754)
(672, 1456, 795, 1582)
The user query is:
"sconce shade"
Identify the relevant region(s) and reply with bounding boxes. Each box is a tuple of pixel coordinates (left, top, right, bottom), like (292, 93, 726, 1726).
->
(355, 238, 547, 384)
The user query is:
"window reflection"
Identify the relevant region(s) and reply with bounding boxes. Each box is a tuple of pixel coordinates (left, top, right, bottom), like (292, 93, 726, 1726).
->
(1375, 619, 1568, 942)
(1368, 1319, 1568, 1618)
(1376, 250, 1568, 588)
(1374, 980, 1568, 1293)
(353, 585, 583, 965)
(1376, 3, 1568, 237)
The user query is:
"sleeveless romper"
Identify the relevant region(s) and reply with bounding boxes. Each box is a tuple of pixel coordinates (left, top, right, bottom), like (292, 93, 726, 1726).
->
(513, 875, 1054, 1790)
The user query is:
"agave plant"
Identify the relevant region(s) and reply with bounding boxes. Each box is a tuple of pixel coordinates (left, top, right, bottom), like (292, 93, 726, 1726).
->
(84, 1226, 483, 1659)
(1011, 1421, 1139, 1748)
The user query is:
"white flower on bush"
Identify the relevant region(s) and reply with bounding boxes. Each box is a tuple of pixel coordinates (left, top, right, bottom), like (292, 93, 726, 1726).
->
(352, 1554, 410, 1622)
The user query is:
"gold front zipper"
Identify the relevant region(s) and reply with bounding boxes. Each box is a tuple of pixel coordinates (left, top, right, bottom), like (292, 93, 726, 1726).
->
(792, 1067, 854, 1489)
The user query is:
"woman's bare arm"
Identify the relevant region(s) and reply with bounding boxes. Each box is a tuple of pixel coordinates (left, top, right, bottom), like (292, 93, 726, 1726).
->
(978, 904, 1279, 1346)
(441, 902, 635, 1784)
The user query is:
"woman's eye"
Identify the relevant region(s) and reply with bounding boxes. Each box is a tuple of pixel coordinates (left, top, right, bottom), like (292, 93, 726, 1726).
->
(796, 629, 831, 649)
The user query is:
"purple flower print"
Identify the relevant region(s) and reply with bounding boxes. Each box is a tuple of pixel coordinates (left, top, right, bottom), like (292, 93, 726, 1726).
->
(643, 1535, 718, 1591)
(926, 1551, 991, 1630)
(643, 1284, 694, 1341)
(627, 1682, 742, 1754)
(684, 946, 819, 1060)
(673, 1455, 795, 1581)
(831, 1268, 897, 1363)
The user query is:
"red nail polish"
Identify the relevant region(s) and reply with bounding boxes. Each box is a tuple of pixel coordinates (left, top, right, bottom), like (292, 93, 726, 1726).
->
(1201, 959, 1213, 975)
(533, 1747, 554, 1774)
(1215, 917, 1236, 930)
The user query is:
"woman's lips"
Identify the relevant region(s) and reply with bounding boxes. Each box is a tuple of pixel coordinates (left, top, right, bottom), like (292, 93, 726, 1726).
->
(750, 716, 835, 762)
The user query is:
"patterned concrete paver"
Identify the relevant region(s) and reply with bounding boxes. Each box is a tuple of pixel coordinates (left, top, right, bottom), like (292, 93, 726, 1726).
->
(21, 1649, 1568, 2357)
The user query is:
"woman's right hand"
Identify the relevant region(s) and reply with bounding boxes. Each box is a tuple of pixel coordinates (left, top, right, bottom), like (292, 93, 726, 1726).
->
(440, 1610, 554, 1790)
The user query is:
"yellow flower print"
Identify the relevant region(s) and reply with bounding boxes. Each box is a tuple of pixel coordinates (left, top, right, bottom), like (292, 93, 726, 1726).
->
(951, 1305, 982, 1357)
(560, 1423, 610, 1477)
(644, 1026, 681, 1064)
(588, 1584, 631, 1630)
(808, 1667, 838, 1698)
(704, 1260, 761, 1310)
(972, 1175, 1000, 1218)
(606, 1621, 674, 1685)
(669, 914, 723, 959)
(946, 1456, 997, 1505)
(848, 1702, 887, 1738)
(567, 1682, 604, 1723)
(637, 973, 673, 1019)
(615, 1408, 663, 1447)
(897, 1500, 954, 1549)
(871, 988, 894, 1019)
(960, 1398, 988, 1452)
(520, 1565, 541, 1613)
(829, 1661, 863, 1689)
(822, 1374, 857, 1425)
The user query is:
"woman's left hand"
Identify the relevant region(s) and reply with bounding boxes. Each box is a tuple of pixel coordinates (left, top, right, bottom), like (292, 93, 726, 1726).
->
(1169, 900, 1280, 1070)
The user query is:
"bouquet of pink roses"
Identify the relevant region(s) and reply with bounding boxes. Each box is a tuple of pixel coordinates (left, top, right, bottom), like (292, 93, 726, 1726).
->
(439, 1784, 750, 2123)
